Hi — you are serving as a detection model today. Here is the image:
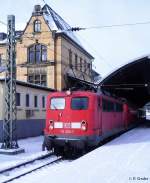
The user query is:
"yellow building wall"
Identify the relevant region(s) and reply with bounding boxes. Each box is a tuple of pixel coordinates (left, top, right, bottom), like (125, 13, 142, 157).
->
(59, 37, 92, 90)
(16, 15, 56, 89)
(0, 45, 7, 78)
(0, 12, 93, 91)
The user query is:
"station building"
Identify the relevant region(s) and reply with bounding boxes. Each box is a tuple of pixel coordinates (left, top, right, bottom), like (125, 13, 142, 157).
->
(0, 4, 95, 141)
(0, 4, 94, 91)
(0, 79, 54, 141)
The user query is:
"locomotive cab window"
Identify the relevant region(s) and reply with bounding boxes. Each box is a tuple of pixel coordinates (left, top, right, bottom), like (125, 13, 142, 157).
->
(71, 97, 88, 110)
(50, 98, 65, 110)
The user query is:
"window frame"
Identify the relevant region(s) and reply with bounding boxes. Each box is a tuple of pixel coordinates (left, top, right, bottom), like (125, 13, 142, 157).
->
(42, 96, 46, 108)
(80, 57, 82, 71)
(102, 99, 115, 112)
(75, 54, 78, 70)
(34, 95, 38, 108)
(0, 54, 1, 66)
(34, 19, 41, 33)
(50, 97, 66, 110)
(26, 94, 30, 107)
(69, 49, 72, 68)
(71, 97, 89, 110)
(28, 44, 47, 64)
(28, 74, 47, 86)
(16, 92, 21, 106)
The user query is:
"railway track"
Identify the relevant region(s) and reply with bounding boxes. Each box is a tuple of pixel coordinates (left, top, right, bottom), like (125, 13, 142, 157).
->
(0, 152, 53, 175)
(0, 153, 62, 183)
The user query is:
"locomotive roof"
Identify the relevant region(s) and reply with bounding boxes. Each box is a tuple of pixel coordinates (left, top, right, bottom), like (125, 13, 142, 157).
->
(48, 90, 123, 103)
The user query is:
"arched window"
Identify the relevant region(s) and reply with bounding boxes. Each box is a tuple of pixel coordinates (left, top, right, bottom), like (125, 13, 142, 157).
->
(28, 44, 47, 64)
(34, 20, 41, 32)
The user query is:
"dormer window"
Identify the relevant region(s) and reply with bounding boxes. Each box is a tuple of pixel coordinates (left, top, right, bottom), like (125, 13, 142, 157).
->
(34, 20, 41, 32)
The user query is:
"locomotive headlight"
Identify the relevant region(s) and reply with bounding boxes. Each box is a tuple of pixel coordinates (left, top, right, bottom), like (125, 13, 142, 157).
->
(81, 121, 87, 131)
(49, 120, 54, 130)
(66, 90, 71, 95)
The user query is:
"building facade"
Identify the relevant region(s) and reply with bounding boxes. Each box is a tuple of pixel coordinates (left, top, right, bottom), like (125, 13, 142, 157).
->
(0, 79, 54, 141)
(0, 4, 94, 91)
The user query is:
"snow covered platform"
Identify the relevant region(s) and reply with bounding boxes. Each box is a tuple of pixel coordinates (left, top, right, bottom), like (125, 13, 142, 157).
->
(0, 147, 25, 155)
(9, 126, 149, 183)
(0, 136, 45, 172)
(0, 127, 150, 183)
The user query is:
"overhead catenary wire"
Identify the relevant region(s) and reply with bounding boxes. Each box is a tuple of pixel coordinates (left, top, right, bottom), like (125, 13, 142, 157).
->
(3, 15, 150, 76)
(69, 20, 150, 31)
(42, 0, 46, 4)
(0, 20, 7, 26)
(76, 33, 113, 69)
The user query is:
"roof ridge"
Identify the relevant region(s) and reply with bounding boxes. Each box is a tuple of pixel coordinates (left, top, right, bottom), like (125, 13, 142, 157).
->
(42, 4, 71, 30)
(42, 4, 83, 47)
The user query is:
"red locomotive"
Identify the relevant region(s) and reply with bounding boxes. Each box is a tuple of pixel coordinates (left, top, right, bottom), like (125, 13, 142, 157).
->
(43, 91, 137, 155)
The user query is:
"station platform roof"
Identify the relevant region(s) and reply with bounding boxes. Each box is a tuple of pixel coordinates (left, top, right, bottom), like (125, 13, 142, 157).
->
(99, 55, 150, 108)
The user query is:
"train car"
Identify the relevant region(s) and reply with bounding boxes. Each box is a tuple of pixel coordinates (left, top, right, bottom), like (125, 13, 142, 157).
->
(43, 91, 137, 155)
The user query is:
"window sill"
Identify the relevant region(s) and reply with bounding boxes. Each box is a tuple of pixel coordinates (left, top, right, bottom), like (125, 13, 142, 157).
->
(27, 61, 55, 67)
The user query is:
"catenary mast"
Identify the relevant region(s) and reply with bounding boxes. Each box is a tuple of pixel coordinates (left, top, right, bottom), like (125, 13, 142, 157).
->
(1, 15, 18, 149)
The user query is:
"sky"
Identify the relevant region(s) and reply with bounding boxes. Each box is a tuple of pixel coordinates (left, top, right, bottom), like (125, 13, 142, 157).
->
(0, 0, 150, 77)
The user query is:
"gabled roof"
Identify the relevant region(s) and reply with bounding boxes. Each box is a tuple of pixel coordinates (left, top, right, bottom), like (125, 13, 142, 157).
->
(42, 4, 94, 59)
(42, 4, 82, 47)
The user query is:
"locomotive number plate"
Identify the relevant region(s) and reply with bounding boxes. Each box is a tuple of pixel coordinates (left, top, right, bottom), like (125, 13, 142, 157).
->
(63, 122, 71, 128)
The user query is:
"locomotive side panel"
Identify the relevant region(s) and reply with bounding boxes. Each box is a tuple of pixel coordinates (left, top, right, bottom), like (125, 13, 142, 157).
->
(101, 96, 124, 138)
(123, 103, 137, 129)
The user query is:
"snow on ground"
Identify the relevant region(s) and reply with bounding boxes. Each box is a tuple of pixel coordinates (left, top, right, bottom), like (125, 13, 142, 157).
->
(0, 136, 47, 171)
(1, 126, 150, 183)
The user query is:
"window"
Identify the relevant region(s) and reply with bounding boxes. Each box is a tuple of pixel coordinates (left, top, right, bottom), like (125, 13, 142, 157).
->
(69, 49, 72, 68)
(0, 54, 1, 66)
(34, 96, 38, 107)
(71, 97, 88, 110)
(28, 74, 47, 86)
(50, 98, 65, 110)
(42, 96, 45, 108)
(34, 20, 41, 32)
(102, 99, 115, 112)
(75, 54, 78, 70)
(88, 63, 91, 73)
(84, 60, 86, 72)
(16, 93, 21, 106)
(28, 44, 47, 64)
(115, 103, 123, 112)
(80, 58, 82, 71)
(26, 94, 30, 107)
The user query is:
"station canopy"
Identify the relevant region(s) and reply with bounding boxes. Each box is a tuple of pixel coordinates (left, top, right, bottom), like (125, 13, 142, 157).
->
(100, 55, 150, 108)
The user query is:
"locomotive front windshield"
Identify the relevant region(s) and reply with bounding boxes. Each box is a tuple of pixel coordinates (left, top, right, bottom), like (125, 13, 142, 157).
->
(50, 98, 65, 109)
(71, 97, 88, 110)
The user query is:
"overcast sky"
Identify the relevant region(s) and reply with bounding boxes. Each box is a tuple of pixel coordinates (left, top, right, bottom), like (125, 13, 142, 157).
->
(0, 0, 150, 77)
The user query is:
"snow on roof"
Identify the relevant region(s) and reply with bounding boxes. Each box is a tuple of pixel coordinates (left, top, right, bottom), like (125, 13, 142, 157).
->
(42, 4, 82, 47)
(100, 54, 150, 85)
(0, 39, 7, 44)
